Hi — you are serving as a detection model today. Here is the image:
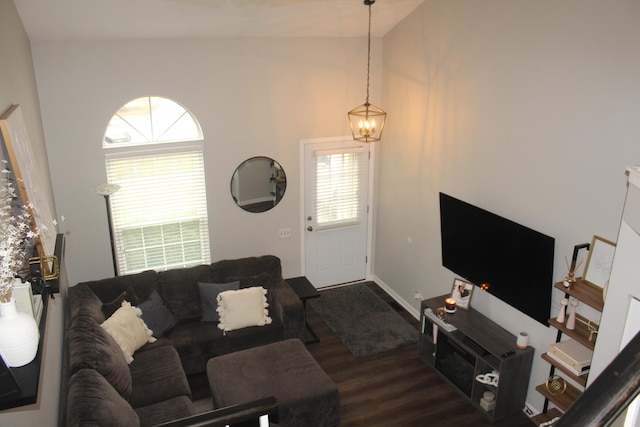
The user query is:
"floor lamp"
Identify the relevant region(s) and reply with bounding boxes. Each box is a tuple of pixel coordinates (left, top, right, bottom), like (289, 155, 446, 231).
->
(93, 183, 121, 277)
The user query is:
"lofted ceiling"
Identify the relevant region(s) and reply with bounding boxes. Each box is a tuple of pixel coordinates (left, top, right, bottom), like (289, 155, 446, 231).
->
(14, 0, 424, 42)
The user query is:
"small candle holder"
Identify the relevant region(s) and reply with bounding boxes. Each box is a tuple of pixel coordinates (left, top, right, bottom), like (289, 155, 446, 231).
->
(563, 274, 576, 289)
(445, 298, 457, 313)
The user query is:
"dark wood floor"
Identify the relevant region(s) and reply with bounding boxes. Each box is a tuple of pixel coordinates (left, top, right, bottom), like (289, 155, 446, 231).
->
(190, 282, 535, 426)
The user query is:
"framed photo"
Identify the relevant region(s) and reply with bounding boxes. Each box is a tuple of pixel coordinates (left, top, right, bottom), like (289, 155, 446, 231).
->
(451, 278, 474, 310)
(583, 235, 616, 288)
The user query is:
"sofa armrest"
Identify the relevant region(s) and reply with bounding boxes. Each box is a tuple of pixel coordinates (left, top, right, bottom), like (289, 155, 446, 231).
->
(270, 280, 305, 341)
(153, 396, 277, 427)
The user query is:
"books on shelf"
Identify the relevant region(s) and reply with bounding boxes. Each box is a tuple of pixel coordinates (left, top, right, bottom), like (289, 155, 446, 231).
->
(547, 338, 592, 376)
(10, 282, 43, 323)
(12, 282, 34, 318)
(33, 294, 43, 324)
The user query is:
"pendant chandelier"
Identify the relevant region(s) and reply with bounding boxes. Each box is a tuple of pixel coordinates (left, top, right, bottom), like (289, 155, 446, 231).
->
(348, 0, 386, 143)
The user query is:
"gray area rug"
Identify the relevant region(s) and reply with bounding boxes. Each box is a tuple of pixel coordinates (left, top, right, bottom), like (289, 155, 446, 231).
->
(309, 283, 417, 357)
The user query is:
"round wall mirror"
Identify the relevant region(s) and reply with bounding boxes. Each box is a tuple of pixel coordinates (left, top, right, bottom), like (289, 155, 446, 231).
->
(230, 156, 286, 213)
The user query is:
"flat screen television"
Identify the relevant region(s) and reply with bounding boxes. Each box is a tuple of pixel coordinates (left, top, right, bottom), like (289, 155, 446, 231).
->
(439, 192, 555, 325)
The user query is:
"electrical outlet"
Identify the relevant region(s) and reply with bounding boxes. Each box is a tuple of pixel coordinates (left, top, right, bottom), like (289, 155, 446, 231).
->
(279, 228, 291, 239)
(414, 292, 423, 300)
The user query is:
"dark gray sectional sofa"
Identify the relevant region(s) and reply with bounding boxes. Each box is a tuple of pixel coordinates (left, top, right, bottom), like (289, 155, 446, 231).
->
(64, 255, 304, 426)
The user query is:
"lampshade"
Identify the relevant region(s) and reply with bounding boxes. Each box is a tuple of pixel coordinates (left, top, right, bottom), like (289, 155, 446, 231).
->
(348, 0, 386, 143)
(92, 183, 121, 196)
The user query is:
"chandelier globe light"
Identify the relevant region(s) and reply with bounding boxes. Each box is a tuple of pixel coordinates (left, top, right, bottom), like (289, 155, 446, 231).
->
(348, 0, 386, 143)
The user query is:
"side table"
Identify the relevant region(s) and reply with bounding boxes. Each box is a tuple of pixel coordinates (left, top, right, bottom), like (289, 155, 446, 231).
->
(285, 276, 320, 344)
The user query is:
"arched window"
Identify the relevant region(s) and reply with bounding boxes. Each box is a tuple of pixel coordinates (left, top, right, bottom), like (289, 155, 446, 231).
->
(104, 96, 202, 147)
(103, 97, 210, 275)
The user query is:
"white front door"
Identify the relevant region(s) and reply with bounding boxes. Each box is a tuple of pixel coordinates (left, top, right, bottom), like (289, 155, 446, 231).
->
(302, 137, 370, 288)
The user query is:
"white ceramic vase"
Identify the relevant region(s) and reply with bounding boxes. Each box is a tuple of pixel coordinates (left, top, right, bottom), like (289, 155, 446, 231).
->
(0, 298, 40, 367)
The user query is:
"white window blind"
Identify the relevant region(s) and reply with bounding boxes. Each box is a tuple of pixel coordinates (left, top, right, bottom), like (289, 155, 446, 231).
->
(314, 148, 365, 230)
(106, 149, 211, 274)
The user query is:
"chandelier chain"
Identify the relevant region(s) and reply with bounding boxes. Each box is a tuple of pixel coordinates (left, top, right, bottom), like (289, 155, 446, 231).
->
(365, 3, 372, 105)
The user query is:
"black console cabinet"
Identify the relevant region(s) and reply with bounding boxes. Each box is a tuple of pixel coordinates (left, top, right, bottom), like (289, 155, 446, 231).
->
(418, 295, 534, 421)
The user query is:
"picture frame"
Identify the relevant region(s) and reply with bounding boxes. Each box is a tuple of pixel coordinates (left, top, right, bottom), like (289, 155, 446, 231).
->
(451, 278, 474, 310)
(0, 105, 57, 258)
(583, 235, 616, 288)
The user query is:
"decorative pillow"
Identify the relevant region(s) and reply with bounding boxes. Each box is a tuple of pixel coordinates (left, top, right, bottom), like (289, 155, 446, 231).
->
(228, 272, 276, 314)
(217, 287, 272, 333)
(101, 301, 156, 364)
(101, 286, 138, 318)
(138, 290, 177, 338)
(198, 281, 239, 322)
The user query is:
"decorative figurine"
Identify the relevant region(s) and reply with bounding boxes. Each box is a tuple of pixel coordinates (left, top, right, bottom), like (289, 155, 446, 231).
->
(556, 298, 568, 323)
(566, 299, 579, 330)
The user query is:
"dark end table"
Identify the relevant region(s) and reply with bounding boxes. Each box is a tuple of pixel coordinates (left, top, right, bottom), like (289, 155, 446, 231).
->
(285, 276, 320, 344)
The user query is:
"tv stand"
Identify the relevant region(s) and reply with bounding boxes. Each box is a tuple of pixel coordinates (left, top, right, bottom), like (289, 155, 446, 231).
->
(418, 295, 534, 421)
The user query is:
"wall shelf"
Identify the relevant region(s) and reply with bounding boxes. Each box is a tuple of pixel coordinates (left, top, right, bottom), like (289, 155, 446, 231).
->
(535, 278, 603, 417)
(0, 234, 64, 411)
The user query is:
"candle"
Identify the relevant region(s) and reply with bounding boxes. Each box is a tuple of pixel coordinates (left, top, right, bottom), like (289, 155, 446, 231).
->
(445, 298, 457, 313)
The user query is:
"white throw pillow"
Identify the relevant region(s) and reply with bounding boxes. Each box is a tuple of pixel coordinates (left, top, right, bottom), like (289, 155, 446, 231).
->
(217, 286, 272, 332)
(101, 301, 156, 364)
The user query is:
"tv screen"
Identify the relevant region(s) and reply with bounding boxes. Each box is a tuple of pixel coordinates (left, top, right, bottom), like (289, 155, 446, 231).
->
(439, 192, 555, 325)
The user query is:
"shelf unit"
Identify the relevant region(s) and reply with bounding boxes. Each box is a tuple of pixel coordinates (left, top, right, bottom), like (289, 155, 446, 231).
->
(535, 278, 603, 416)
(418, 295, 534, 422)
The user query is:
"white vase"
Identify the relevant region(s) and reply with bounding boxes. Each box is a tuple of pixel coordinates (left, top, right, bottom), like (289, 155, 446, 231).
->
(0, 298, 40, 367)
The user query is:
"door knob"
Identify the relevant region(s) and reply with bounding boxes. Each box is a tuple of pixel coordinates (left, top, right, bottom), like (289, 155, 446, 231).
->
(307, 226, 313, 232)
(307, 216, 312, 221)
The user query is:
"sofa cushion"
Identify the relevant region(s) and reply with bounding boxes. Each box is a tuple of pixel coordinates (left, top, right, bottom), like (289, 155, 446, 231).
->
(198, 281, 239, 322)
(217, 287, 272, 332)
(164, 320, 231, 375)
(158, 265, 214, 321)
(211, 255, 282, 283)
(101, 301, 156, 364)
(68, 283, 107, 323)
(129, 345, 192, 408)
(84, 270, 159, 306)
(226, 318, 284, 353)
(67, 369, 140, 427)
(102, 286, 139, 318)
(68, 315, 133, 399)
(138, 290, 177, 338)
(135, 396, 196, 427)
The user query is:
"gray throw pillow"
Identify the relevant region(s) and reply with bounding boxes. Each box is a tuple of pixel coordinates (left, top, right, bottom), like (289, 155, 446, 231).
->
(198, 281, 239, 322)
(138, 290, 177, 338)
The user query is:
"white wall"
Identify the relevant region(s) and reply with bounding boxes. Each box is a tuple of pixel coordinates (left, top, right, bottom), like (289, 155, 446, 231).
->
(590, 171, 640, 382)
(31, 37, 382, 286)
(379, 0, 640, 412)
(0, 1, 63, 425)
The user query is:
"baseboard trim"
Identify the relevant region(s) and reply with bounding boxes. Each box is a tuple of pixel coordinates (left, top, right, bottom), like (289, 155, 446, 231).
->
(370, 275, 420, 320)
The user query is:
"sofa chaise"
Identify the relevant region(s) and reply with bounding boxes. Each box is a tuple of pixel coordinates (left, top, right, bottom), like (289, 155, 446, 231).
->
(64, 255, 304, 426)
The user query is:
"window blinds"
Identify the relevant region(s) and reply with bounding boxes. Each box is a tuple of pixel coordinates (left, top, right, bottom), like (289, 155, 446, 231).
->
(314, 148, 365, 230)
(105, 148, 210, 274)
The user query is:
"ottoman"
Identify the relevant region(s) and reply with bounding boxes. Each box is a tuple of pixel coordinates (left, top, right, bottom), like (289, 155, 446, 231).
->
(207, 339, 340, 427)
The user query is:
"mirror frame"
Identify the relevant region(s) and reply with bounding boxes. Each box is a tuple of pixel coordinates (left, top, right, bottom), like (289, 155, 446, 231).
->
(230, 156, 286, 213)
